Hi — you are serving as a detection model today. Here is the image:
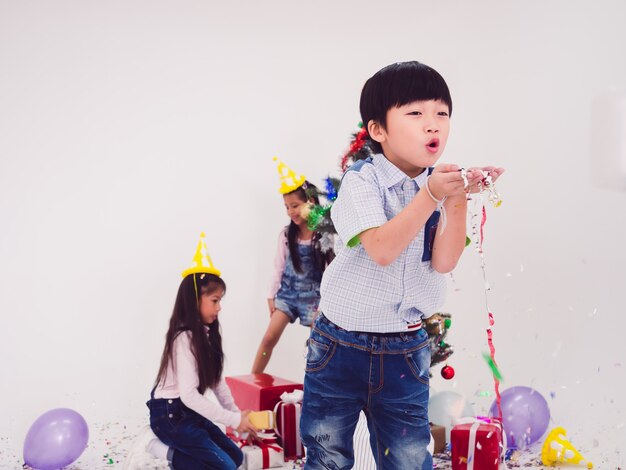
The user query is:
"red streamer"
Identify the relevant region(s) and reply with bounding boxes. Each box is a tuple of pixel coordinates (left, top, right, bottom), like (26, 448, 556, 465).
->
(480, 207, 502, 420)
(479, 205, 487, 252)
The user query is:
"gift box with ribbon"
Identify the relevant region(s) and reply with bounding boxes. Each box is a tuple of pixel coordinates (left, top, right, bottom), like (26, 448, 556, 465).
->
(451, 417, 506, 470)
(225, 373, 303, 411)
(430, 423, 446, 454)
(273, 389, 305, 460)
(239, 432, 284, 469)
(248, 410, 276, 430)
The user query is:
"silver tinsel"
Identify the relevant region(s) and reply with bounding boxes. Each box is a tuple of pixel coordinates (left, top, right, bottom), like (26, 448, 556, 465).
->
(319, 232, 336, 254)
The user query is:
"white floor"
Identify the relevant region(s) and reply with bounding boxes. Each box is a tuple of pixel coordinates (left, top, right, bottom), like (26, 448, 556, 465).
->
(3, 420, 304, 470)
(3, 416, 621, 469)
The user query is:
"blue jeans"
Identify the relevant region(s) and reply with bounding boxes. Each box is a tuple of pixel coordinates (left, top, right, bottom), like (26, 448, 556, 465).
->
(147, 394, 243, 470)
(300, 314, 432, 470)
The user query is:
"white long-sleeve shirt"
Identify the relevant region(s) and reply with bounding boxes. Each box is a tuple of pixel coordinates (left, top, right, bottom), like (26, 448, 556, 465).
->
(154, 330, 241, 428)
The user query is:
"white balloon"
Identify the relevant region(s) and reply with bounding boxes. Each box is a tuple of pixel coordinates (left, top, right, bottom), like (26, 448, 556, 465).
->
(428, 391, 475, 441)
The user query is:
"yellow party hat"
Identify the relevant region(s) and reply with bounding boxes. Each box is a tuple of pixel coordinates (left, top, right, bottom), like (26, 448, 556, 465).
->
(182, 232, 221, 278)
(541, 427, 593, 468)
(273, 157, 306, 194)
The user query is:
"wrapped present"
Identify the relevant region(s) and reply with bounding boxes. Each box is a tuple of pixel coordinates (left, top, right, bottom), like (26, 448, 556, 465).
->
(249, 410, 276, 430)
(430, 423, 446, 454)
(225, 374, 303, 411)
(451, 418, 506, 470)
(273, 389, 305, 460)
(240, 433, 284, 470)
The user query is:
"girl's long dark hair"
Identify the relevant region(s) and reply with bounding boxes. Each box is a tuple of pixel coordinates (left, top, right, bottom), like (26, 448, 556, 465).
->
(286, 183, 334, 273)
(155, 273, 226, 394)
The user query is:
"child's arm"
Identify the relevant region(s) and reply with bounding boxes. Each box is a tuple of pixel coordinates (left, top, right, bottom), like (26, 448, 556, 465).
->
(430, 195, 467, 273)
(431, 166, 505, 273)
(213, 378, 259, 435)
(213, 377, 240, 413)
(358, 189, 436, 266)
(267, 229, 287, 314)
(173, 333, 241, 429)
(356, 164, 470, 266)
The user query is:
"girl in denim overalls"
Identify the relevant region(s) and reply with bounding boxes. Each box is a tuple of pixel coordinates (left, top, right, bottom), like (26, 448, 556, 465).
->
(251, 159, 335, 373)
(141, 235, 257, 469)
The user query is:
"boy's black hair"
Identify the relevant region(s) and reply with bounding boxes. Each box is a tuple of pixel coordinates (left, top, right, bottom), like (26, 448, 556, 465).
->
(360, 61, 452, 154)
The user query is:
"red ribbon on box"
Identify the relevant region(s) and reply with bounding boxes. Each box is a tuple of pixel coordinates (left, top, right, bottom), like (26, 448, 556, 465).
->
(253, 442, 282, 468)
(273, 390, 305, 460)
(256, 432, 282, 467)
(238, 434, 283, 469)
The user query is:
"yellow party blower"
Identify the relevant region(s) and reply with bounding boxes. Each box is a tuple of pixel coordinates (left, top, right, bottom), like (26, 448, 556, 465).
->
(541, 427, 593, 468)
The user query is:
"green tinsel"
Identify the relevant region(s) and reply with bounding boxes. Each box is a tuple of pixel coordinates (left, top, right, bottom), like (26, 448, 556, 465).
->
(307, 205, 330, 231)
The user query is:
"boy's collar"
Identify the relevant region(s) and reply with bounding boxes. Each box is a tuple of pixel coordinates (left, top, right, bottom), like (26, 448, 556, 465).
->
(373, 153, 430, 189)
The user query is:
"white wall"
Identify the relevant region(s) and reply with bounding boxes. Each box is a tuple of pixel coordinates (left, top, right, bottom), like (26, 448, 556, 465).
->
(1, 0, 625, 464)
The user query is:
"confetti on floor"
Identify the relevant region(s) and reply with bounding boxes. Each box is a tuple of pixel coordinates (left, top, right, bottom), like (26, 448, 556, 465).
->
(432, 446, 546, 469)
(10, 420, 305, 470)
(4, 419, 622, 469)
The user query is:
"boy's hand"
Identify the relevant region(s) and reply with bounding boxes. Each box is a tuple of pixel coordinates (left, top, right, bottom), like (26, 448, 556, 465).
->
(429, 165, 505, 198)
(429, 164, 471, 199)
(466, 166, 505, 194)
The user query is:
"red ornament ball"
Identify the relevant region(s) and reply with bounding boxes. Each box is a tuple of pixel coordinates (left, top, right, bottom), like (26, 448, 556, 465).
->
(441, 365, 455, 380)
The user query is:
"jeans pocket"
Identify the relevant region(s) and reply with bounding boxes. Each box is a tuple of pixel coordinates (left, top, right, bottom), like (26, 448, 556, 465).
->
(305, 332, 336, 372)
(404, 343, 431, 385)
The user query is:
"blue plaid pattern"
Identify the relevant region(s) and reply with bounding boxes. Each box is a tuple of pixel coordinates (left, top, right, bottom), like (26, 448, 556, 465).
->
(319, 154, 446, 332)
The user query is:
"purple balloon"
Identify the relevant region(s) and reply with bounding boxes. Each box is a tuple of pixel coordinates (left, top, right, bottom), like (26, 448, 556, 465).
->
(488, 386, 550, 449)
(23, 408, 89, 470)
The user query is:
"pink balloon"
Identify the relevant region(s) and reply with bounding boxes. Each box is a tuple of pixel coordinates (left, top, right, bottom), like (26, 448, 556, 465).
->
(23, 408, 89, 470)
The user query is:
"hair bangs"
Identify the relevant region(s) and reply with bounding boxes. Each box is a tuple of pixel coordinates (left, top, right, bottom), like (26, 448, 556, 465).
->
(388, 64, 452, 114)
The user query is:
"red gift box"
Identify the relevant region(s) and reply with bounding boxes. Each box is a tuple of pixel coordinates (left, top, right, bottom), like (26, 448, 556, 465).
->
(451, 418, 505, 470)
(274, 390, 305, 460)
(225, 373, 303, 411)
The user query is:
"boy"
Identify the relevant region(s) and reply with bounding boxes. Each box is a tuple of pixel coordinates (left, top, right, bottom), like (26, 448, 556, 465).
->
(300, 61, 503, 469)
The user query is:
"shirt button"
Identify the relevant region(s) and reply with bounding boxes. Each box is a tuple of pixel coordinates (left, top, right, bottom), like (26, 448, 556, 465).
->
(168, 399, 173, 404)
(169, 413, 173, 418)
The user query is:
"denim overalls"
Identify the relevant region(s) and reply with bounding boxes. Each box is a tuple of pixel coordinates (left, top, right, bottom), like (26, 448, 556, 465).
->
(274, 241, 323, 326)
(146, 387, 243, 469)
